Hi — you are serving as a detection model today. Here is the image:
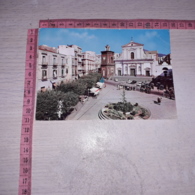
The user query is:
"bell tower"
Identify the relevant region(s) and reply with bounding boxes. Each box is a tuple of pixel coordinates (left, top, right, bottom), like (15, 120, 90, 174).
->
(101, 45, 115, 78)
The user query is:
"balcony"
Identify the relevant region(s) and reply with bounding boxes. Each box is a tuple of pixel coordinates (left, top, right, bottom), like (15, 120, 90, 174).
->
(42, 76, 47, 81)
(41, 65, 48, 69)
(42, 62, 48, 65)
(77, 66, 84, 71)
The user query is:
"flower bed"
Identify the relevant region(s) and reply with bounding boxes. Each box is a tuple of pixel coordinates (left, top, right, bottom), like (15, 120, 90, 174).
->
(102, 102, 150, 120)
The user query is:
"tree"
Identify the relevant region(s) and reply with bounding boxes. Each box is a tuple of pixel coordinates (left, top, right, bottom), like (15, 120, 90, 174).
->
(36, 90, 79, 120)
(56, 81, 86, 95)
(114, 89, 133, 114)
(121, 88, 127, 105)
(79, 78, 96, 89)
(36, 90, 66, 120)
(61, 91, 79, 118)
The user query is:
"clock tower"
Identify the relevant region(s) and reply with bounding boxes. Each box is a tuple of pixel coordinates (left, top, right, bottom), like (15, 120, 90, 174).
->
(101, 45, 115, 79)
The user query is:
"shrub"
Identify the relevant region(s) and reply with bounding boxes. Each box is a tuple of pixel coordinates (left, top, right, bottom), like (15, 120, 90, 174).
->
(140, 108, 147, 117)
(127, 116, 133, 120)
(130, 111, 136, 116)
(114, 102, 133, 113)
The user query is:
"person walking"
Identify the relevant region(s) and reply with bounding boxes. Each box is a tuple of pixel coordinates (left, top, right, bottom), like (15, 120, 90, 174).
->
(157, 97, 162, 105)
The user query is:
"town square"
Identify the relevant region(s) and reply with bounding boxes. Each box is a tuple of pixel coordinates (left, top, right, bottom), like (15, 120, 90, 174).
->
(35, 28, 176, 120)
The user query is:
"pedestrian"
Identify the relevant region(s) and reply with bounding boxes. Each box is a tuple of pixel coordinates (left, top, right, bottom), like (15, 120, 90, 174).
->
(157, 97, 162, 105)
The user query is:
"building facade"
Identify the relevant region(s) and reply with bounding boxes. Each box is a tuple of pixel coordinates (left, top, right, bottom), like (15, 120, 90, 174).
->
(82, 51, 97, 75)
(58, 45, 82, 79)
(37, 45, 101, 91)
(115, 40, 171, 77)
(37, 45, 72, 91)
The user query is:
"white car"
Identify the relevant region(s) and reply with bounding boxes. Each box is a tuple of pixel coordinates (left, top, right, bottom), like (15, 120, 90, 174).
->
(136, 82, 142, 87)
(90, 87, 100, 95)
(126, 80, 132, 84)
(96, 82, 105, 88)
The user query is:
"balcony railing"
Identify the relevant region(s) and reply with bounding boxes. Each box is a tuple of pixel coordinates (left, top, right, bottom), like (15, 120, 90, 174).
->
(77, 66, 84, 71)
(42, 62, 48, 65)
(42, 76, 47, 81)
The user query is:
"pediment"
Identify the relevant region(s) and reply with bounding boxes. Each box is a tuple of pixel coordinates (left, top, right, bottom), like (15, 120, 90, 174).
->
(122, 41, 144, 48)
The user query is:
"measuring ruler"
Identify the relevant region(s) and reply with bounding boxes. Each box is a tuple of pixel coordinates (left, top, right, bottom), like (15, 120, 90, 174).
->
(18, 29, 38, 195)
(18, 18, 195, 195)
(39, 19, 195, 29)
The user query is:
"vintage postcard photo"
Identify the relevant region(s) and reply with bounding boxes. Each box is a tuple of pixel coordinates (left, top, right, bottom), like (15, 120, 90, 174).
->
(35, 28, 176, 120)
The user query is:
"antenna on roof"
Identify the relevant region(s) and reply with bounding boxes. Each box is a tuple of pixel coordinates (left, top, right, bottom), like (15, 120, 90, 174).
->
(131, 37, 133, 42)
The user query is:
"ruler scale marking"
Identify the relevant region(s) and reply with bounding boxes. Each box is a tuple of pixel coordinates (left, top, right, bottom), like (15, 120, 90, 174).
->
(39, 19, 195, 29)
(18, 29, 37, 195)
(19, 19, 195, 195)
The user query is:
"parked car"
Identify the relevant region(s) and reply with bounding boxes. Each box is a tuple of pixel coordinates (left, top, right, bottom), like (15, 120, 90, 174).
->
(136, 82, 142, 87)
(126, 80, 137, 84)
(126, 80, 132, 84)
(90, 87, 100, 95)
(131, 80, 137, 84)
(96, 82, 105, 88)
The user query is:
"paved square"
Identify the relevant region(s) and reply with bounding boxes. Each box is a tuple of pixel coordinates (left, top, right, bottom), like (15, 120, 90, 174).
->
(66, 83, 177, 120)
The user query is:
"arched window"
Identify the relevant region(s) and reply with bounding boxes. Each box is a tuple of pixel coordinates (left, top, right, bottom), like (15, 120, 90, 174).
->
(131, 52, 134, 59)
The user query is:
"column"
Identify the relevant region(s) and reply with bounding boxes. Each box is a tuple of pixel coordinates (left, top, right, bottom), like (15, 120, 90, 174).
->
(122, 62, 124, 75)
(140, 63, 142, 75)
(136, 64, 139, 75)
(127, 64, 129, 75)
(150, 63, 153, 76)
(140, 48, 142, 59)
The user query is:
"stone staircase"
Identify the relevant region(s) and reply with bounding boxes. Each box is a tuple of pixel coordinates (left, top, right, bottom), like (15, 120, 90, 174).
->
(98, 109, 111, 120)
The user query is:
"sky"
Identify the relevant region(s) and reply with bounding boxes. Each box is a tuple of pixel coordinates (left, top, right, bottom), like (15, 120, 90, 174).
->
(39, 28, 171, 55)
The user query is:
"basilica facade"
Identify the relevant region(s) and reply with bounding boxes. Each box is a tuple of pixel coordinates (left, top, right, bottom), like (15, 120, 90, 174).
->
(114, 40, 171, 77)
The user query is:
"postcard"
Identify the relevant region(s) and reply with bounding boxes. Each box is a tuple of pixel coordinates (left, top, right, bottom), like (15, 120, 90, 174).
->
(36, 28, 176, 120)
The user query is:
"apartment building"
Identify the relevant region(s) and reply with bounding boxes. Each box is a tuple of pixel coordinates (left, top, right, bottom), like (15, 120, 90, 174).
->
(37, 45, 72, 91)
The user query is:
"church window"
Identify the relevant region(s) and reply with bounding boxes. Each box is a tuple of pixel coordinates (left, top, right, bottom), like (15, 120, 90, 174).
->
(131, 52, 134, 59)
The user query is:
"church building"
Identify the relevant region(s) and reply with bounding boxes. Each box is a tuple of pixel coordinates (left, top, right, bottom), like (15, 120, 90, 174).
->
(114, 39, 171, 77)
